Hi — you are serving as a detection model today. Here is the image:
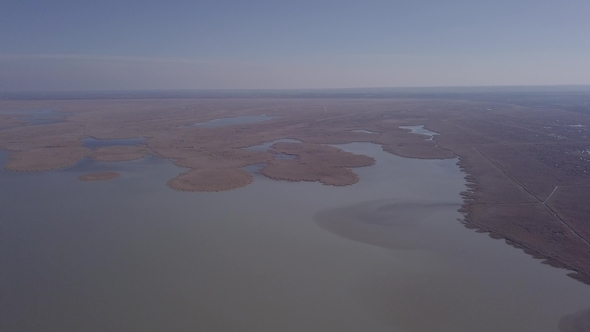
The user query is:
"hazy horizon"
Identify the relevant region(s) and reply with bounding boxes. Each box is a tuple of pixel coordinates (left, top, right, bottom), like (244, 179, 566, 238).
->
(2, 0, 589, 91)
(3, 84, 590, 96)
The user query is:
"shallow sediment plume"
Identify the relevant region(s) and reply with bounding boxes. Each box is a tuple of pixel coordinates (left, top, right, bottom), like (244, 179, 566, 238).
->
(1, 97, 590, 284)
(559, 309, 590, 332)
(79, 171, 120, 181)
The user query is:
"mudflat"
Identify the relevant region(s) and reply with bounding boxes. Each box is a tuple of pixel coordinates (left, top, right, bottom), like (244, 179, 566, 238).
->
(1, 97, 590, 285)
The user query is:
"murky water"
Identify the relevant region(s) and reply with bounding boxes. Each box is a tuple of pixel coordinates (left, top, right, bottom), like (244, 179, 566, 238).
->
(1, 143, 589, 332)
(187, 114, 275, 128)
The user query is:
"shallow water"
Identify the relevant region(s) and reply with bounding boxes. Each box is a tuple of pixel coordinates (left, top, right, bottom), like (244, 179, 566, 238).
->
(188, 114, 275, 128)
(81, 137, 146, 148)
(244, 138, 301, 160)
(0, 143, 589, 332)
(274, 153, 296, 160)
(351, 129, 378, 134)
(399, 125, 439, 139)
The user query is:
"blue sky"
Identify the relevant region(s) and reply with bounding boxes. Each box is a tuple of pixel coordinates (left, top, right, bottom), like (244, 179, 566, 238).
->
(1, 0, 589, 91)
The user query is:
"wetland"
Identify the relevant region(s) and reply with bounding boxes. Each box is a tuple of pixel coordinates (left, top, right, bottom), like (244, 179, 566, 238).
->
(2, 95, 590, 331)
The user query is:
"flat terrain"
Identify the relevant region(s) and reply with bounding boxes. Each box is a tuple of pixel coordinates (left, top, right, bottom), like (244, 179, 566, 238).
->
(1, 96, 589, 284)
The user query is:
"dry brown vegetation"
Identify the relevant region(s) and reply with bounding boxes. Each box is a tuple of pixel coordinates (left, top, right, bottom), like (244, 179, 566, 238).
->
(262, 142, 375, 185)
(1, 97, 590, 284)
(88, 146, 150, 162)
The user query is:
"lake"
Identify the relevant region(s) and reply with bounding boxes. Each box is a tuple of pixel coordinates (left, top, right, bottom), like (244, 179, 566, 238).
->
(1, 143, 589, 332)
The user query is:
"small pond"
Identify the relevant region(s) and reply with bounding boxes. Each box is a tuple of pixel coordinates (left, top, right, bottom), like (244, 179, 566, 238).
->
(399, 125, 439, 140)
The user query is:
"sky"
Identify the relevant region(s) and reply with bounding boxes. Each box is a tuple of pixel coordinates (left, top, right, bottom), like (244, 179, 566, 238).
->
(1, 0, 590, 91)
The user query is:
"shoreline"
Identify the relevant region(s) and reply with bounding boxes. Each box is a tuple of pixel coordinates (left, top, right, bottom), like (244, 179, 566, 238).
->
(1, 97, 589, 285)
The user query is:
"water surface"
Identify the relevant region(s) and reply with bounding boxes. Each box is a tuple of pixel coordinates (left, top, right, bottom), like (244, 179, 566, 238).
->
(244, 138, 301, 160)
(1, 144, 589, 332)
(187, 114, 275, 128)
(244, 138, 301, 152)
(81, 137, 146, 149)
(399, 125, 439, 139)
(351, 129, 378, 134)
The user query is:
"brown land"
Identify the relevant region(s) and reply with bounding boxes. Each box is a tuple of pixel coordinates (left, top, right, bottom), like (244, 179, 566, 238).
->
(88, 145, 150, 162)
(79, 171, 120, 181)
(262, 142, 375, 185)
(1, 97, 590, 284)
(167, 168, 253, 192)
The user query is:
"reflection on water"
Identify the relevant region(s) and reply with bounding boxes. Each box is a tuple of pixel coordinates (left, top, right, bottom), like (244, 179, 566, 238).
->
(187, 114, 276, 128)
(1, 143, 589, 332)
(81, 137, 146, 149)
